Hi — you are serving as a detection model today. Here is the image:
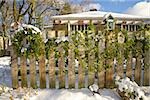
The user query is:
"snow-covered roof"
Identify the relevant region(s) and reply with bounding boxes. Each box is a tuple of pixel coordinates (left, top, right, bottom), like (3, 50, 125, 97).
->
(51, 11, 150, 21)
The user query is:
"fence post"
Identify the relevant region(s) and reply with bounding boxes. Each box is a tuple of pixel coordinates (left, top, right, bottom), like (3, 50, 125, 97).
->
(39, 54, 46, 88)
(113, 58, 117, 80)
(59, 46, 65, 88)
(135, 57, 141, 85)
(20, 56, 27, 87)
(11, 46, 18, 89)
(68, 47, 75, 88)
(68, 21, 75, 88)
(30, 56, 37, 88)
(65, 45, 69, 89)
(49, 49, 55, 88)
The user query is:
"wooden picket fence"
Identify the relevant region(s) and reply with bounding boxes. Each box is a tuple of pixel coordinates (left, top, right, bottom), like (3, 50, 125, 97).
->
(11, 45, 149, 89)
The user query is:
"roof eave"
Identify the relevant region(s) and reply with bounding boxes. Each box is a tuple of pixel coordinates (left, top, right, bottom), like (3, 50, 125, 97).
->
(51, 16, 150, 21)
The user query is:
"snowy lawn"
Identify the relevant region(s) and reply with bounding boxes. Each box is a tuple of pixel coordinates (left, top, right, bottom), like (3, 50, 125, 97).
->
(1, 86, 150, 100)
(0, 87, 121, 100)
(30, 89, 121, 100)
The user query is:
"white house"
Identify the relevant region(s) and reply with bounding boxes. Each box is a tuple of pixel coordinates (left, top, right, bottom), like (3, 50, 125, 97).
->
(48, 10, 150, 37)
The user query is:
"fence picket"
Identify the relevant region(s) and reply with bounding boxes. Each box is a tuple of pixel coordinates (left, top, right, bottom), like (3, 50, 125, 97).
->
(78, 53, 84, 88)
(59, 47, 65, 88)
(135, 57, 141, 85)
(30, 57, 37, 88)
(113, 58, 117, 80)
(49, 50, 55, 88)
(39, 55, 46, 88)
(11, 48, 19, 89)
(20, 56, 27, 87)
(68, 48, 75, 88)
(126, 57, 132, 79)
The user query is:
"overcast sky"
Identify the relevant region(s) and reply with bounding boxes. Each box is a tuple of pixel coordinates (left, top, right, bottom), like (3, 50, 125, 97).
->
(73, 0, 150, 17)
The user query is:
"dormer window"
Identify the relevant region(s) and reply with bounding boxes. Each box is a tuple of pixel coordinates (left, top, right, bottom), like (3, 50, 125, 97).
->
(103, 14, 115, 31)
(107, 15, 115, 31)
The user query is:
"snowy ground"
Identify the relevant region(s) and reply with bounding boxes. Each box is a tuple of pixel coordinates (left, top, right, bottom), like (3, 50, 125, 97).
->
(0, 88, 121, 100)
(0, 56, 12, 87)
(0, 56, 150, 100)
(30, 88, 121, 100)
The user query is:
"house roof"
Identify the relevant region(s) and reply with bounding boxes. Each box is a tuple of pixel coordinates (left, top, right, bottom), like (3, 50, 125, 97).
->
(51, 11, 150, 21)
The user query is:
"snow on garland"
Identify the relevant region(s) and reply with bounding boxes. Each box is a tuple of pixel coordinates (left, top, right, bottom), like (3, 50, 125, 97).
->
(11, 22, 44, 58)
(45, 36, 69, 59)
(115, 76, 148, 100)
(55, 36, 69, 44)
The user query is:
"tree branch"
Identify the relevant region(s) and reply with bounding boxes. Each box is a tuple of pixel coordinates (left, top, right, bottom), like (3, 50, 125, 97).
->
(18, 2, 32, 21)
(0, 0, 5, 9)
(19, 0, 25, 14)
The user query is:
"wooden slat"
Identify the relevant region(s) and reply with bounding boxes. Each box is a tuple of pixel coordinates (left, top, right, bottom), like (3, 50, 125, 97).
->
(39, 55, 46, 88)
(105, 59, 113, 88)
(49, 50, 55, 88)
(88, 51, 94, 86)
(113, 58, 117, 80)
(21, 56, 27, 87)
(78, 51, 84, 88)
(11, 47, 18, 89)
(126, 57, 132, 79)
(68, 48, 75, 88)
(135, 57, 141, 85)
(78, 62, 84, 88)
(64, 45, 69, 89)
(30, 56, 37, 88)
(59, 47, 65, 88)
(98, 67, 104, 88)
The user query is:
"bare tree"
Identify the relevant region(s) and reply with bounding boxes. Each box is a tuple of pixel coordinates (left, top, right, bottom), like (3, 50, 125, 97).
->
(0, 0, 12, 54)
(0, 0, 5, 9)
(13, 0, 32, 22)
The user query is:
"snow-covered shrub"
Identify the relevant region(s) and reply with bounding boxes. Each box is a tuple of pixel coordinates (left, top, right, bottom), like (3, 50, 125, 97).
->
(88, 84, 99, 94)
(115, 76, 148, 100)
(11, 22, 44, 58)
